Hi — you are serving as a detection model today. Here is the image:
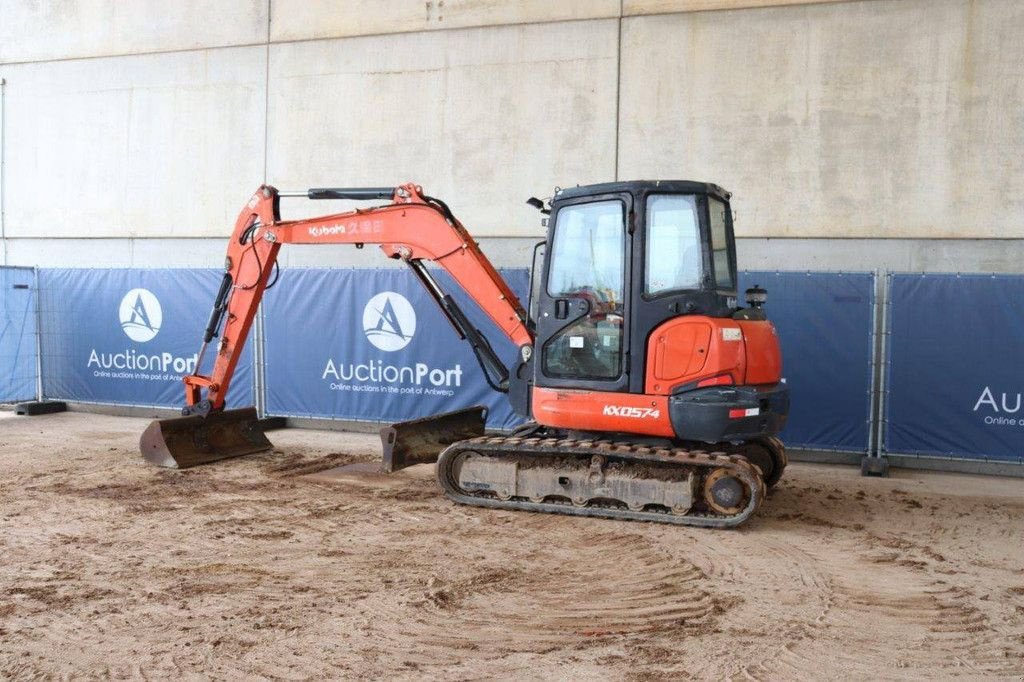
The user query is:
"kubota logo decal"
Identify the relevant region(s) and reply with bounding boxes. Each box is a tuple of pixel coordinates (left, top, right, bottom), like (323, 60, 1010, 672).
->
(308, 224, 347, 237)
(603, 405, 661, 419)
(362, 292, 416, 352)
(119, 288, 162, 343)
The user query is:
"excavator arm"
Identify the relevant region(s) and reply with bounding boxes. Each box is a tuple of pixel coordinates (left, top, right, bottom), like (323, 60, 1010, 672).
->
(140, 183, 532, 470)
(185, 183, 532, 414)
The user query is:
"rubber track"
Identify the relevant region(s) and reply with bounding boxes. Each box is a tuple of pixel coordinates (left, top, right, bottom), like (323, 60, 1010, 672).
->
(760, 435, 788, 488)
(436, 436, 767, 529)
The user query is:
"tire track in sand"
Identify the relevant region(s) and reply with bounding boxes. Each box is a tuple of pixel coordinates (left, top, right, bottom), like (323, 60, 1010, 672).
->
(732, 540, 1024, 680)
(360, 532, 721, 657)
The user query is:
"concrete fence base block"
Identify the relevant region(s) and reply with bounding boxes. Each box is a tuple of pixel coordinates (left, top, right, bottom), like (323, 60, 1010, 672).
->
(257, 416, 288, 431)
(15, 401, 68, 416)
(860, 455, 890, 477)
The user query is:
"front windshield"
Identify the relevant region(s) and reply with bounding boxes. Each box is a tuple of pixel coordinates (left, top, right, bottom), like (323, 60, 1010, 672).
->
(543, 199, 625, 380)
(645, 194, 702, 295)
(547, 199, 625, 311)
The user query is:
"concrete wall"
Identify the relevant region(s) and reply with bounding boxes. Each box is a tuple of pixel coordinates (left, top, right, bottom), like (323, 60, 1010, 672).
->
(618, 0, 1024, 239)
(2, 48, 267, 239)
(1, 0, 1023, 271)
(265, 20, 618, 231)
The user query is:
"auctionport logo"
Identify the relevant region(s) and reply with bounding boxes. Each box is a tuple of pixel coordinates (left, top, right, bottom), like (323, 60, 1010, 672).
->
(88, 287, 196, 378)
(322, 290, 461, 394)
(119, 288, 162, 343)
(362, 291, 416, 352)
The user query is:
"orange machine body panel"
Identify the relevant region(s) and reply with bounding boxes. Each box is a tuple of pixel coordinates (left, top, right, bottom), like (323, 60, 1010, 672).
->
(644, 316, 747, 395)
(737, 320, 783, 386)
(533, 315, 784, 437)
(644, 316, 783, 395)
(532, 387, 674, 438)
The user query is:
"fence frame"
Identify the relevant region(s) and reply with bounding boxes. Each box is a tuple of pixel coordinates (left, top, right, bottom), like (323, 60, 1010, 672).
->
(0, 265, 40, 403)
(740, 270, 878, 457)
(30, 268, 257, 411)
(878, 271, 1023, 476)
(10, 264, 1024, 477)
(32, 266, 43, 402)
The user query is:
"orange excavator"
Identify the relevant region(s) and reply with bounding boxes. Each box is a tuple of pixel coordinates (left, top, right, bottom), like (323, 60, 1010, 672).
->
(140, 181, 789, 527)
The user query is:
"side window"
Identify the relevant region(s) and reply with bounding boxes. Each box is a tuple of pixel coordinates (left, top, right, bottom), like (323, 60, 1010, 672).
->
(645, 195, 702, 295)
(708, 198, 734, 290)
(543, 200, 626, 380)
(527, 241, 546, 327)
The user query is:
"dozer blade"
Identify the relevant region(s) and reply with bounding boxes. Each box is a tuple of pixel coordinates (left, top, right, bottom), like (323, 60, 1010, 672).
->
(140, 407, 274, 469)
(380, 405, 486, 473)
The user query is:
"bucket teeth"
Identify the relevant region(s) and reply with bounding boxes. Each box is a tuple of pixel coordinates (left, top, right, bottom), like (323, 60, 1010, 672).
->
(139, 407, 273, 469)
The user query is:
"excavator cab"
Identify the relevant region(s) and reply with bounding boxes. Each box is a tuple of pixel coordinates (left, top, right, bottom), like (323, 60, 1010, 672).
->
(534, 182, 736, 388)
(511, 182, 787, 447)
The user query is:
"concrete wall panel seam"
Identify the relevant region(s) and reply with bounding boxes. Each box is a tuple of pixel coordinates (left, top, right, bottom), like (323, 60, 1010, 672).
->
(0, 41, 272, 69)
(270, 0, 621, 43)
(263, 0, 272, 184)
(622, 0, 869, 16)
(7, 237, 1024, 273)
(0, 0, 271, 65)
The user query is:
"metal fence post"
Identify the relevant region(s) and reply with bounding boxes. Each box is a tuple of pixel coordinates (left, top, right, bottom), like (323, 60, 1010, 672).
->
(866, 269, 879, 455)
(33, 266, 43, 401)
(253, 301, 266, 418)
(877, 272, 891, 457)
(861, 269, 890, 476)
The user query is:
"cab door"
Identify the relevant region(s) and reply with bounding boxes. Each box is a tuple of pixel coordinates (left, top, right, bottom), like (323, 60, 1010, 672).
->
(534, 193, 632, 393)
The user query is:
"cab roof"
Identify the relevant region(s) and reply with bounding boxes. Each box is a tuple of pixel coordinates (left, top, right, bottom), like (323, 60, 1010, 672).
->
(553, 180, 732, 203)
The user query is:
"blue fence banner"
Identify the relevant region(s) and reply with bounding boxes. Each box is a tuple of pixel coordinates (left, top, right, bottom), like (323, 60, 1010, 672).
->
(739, 271, 875, 452)
(0, 267, 38, 402)
(262, 268, 529, 430)
(885, 274, 1024, 462)
(37, 269, 253, 408)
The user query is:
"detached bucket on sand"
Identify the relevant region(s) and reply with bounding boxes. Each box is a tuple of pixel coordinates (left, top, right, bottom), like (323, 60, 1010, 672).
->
(140, 407, 273, 469)
(380, 406, 487, 473)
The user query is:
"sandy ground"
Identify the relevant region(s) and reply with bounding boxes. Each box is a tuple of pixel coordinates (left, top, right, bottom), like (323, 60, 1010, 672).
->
(0, 411, 1022, 680)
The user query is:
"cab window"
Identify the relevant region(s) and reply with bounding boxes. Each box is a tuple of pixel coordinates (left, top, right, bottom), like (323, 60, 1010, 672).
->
(543, 200, 626, 380)
(645, 194, 702, 295)
(547, 200, 625, 301)
(708, 197, 734, 289)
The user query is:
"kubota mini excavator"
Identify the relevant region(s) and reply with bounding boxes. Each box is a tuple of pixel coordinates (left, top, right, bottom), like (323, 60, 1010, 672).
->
(140, 181, 789, 528)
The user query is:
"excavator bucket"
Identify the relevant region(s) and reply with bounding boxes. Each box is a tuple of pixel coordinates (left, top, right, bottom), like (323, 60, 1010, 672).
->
(380, 406, 487, 473)
(140, 407, 274, 469)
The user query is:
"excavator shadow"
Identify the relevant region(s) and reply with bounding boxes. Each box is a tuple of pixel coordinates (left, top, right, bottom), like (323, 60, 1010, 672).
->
(301, 461, 435, 488)
(303, 406, 487, 485)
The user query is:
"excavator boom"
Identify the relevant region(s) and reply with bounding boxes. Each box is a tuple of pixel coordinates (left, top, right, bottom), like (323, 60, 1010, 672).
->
(141, 183, 530, 468)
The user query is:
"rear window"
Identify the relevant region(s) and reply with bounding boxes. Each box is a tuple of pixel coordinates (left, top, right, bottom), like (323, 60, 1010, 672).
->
(708, 197, 733, 289)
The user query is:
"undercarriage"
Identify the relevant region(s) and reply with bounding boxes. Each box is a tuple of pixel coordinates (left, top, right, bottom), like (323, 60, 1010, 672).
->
(436, 432, 786, 528)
